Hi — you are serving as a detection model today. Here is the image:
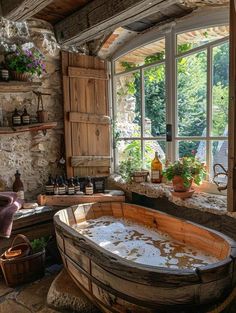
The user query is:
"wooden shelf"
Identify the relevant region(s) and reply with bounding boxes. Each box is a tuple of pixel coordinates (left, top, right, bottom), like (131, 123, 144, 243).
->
(0, 122, 57, 135)
(38, 193, 125, 206)
(0, 81, 42, 92)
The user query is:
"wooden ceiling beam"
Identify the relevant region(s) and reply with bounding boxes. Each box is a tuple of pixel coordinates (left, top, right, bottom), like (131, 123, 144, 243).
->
(1, 0, 53, 21)
(54, 0, 178, 46)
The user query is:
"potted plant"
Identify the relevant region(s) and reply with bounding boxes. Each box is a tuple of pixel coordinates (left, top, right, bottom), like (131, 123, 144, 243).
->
(6, 45, 46, 81)
(163, 156, 206, 192)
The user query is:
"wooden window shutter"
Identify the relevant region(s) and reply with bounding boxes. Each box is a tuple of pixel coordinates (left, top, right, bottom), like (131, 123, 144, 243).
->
(62, 52, 111, 177)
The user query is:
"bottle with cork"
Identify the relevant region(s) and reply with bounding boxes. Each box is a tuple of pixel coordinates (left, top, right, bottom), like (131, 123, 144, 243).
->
(151, 152, 163, 183)
(13, 170, 24, 200)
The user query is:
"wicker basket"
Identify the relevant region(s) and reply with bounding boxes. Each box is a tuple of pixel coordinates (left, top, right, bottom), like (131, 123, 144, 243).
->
(4, 234, 32, 259)
(132, 170, 149, 183)
(0, 234, 45, 287)
(11, 71, 32, 82)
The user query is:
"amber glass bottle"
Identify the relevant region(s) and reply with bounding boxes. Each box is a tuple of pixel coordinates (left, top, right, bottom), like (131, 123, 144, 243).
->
(12, 108, 21, 126)
(68, 178, 75, 195)
(151, 152, 162, 183)
(53, 176, 59, 195)
(45, 174, 54, 195)
(21, 108, 30, 125)
(85, 177, 94, 195)
(58, 176, 66, 195)
(74, 177, 80, 194)
(13, 170, 24, 200)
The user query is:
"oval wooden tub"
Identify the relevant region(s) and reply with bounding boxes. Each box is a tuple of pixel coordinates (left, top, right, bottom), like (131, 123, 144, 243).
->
(54, 202, 236, 313)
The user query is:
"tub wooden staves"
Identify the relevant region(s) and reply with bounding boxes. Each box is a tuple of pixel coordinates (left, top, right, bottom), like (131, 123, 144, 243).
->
(54, 202, 236, 313)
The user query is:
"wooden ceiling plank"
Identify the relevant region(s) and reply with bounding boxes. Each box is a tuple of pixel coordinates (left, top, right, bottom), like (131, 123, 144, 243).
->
(54, 0, 178, 46)
(1, 0, 53, 21)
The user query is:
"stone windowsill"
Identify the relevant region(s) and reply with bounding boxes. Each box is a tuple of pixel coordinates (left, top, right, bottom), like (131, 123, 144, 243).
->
(108, 174, 236, 219)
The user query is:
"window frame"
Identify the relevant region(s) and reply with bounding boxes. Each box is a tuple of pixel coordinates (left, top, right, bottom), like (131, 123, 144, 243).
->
(111, 7, 229, 191)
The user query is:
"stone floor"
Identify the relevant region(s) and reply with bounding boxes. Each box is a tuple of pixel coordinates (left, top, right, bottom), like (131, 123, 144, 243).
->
(0, 264, 69, 313)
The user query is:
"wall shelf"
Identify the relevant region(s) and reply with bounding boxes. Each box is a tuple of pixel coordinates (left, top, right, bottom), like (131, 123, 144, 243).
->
(0, 81, 42, 93)
(0, 122, 57, 135)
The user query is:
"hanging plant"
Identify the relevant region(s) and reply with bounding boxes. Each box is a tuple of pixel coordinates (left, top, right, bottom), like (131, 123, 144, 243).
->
(6, 45, 46, 78)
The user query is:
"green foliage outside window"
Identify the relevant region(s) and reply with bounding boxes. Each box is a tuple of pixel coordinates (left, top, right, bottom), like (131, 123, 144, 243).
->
(116, 39, 229, 173)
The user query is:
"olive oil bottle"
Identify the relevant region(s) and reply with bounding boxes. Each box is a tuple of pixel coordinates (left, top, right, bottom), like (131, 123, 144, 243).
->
(151, 152, 162, 183)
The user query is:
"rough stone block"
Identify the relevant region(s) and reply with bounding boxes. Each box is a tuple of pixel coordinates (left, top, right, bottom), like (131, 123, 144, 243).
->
(47, 269, 100, 313)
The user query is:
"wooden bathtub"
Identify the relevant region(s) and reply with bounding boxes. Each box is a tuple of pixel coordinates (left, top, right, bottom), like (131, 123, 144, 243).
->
(54, 202, 236, 313)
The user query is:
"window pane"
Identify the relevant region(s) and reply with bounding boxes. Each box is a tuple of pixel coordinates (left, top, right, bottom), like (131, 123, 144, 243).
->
(144, 64, 166, 137)
(115, 38, 165, 73)
(117, 140, 142, 178)
(210, 140, 228, 185)
(177, 25, 229, 54)
(144, 140, 166, 169)
(211, 140, 228, 169)
(178, 140, 206, 164)
(212, 42, 229, 136)
(115, 72, 141, 138)
(177, 51, 207, 137)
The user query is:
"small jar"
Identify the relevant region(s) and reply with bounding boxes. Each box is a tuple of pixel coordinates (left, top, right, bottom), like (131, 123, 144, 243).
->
(0, 69, 9, 82)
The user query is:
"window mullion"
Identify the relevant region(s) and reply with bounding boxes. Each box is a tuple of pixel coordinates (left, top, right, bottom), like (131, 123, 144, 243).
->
(141, 68, 145, 167)
(111, 60, 118, 172)
(166, 29, 176, 162)
(206, 46, 213, 175)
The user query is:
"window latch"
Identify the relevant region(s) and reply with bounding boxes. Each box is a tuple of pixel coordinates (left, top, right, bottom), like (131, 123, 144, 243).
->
(166, 124, 172, 142)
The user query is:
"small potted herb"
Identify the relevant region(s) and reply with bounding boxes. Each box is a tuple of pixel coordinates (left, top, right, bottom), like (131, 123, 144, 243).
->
(31, 237, 47, 253)
(163, 156, 206, 192)
(6, 45, 46, 81)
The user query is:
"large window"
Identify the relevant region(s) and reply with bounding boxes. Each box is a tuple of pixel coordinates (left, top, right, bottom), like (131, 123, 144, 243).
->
(113, 14, 229, 185)
(114, 38, 167, 169)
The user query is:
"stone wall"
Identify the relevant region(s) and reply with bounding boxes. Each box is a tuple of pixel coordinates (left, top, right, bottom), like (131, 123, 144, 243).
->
(0, 19, 64, 200)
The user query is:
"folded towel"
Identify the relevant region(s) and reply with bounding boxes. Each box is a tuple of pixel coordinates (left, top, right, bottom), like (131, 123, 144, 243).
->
(0, 192, 17, 207)
(0, 192, 22, 238)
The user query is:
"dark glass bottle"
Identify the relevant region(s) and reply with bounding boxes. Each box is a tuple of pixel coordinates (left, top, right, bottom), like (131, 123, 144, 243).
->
(58, 176, 66, 195)
(45, 174, 54, 195)
(13, 170, 24, 200)
(63, 174, 68, 194)
(68, 177, 75, 195)
(85, 176, 93, 195)
(21, 108, 30, 125)
(12, 108, 21, 126)
(53, 176, 59, 195)
(74, 177, 80, 194)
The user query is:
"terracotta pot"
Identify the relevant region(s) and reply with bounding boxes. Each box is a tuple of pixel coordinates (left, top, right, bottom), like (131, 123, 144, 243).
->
(172, 176, 193, 192)
(11, 71, 32, 82)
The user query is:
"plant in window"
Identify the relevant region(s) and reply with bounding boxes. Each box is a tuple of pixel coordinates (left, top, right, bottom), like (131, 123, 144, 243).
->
(163, 154, 206, 192)
(118, 140, 142, 182)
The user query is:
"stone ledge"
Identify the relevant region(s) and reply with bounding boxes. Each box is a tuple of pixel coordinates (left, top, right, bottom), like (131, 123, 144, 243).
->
(108, 174, 235, 218)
